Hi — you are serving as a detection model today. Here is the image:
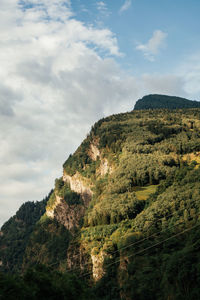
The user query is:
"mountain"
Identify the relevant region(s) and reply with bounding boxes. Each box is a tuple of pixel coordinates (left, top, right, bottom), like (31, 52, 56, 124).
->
(134, 94, 200, 110)
(1, 101, 200, 299)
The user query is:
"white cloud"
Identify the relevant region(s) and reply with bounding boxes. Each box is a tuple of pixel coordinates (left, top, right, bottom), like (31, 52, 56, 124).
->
(97, 1, 106, 11)
(136, 30, 167, 61)
(119, 0, 132, 14)
(97, 1, 110, 16)
(96, 1, 111, 28)
(177, 53, 200, 98)
(0, 1, 199, 227)
(0, 0, 134, 226)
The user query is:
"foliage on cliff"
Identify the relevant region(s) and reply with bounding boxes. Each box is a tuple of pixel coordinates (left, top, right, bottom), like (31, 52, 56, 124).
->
(1, 105, 200, 299)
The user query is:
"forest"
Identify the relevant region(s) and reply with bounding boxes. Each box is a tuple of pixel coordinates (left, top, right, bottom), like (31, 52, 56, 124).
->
(1, 105, 200, 299)
(134, 94, 200, 110)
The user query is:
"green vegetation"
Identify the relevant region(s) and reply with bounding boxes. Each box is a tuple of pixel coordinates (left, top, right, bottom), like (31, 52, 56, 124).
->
(0, 265, 91, 300)
(63, 139, 92, 176)
(55, 178, 82, 206)
(0, 192, 51, 273)
(1, 104, 200, 299)
(134, 184, 158, 200)
(134, 94, 200, 110)
(23, 218, 70, 270)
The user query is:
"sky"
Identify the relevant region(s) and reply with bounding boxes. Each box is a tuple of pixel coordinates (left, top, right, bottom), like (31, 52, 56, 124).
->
(0, 0, 200, 226)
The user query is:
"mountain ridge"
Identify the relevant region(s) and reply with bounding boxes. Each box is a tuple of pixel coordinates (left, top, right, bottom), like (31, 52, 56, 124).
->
(1, 96, 200, 299)
(134, 94, 200, 110)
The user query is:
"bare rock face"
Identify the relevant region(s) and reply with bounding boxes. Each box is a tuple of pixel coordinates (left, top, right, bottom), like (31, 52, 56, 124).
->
(91, 249, 106, 281)
(54, 200, 85, 231)
(46, 193, 85, 231)
(67, 244, 90, 272)
(46, 171, 93, 231)
(99, 158, 111, 176)
(45, 143, 114, 275)
(88, 141, 113, 176)
(46, 194, 62, 219)
(63, 172, 93, 206)
(88, 143, 100, 161)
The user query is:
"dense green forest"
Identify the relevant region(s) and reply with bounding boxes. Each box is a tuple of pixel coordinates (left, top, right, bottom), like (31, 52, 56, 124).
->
(1, 101, 200, 299)
(134, 94, 200, 110)
(0, 265, 91, 300)
(0, 193, 51, 273)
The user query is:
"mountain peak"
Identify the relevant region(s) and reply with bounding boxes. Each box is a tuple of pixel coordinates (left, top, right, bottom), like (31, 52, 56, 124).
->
(134, 94, 200, 110)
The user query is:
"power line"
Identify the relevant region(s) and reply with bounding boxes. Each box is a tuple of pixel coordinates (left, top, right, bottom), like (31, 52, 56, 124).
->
(64, 201, 146, 246)
(67, 203, 190, 247)
(79, 223, 200, 278)
(63, 218, 189, 272)
(63, 207, 197, 273)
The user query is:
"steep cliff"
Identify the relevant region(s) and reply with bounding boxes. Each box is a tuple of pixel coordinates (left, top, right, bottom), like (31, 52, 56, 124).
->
(1, 105, 200, 299)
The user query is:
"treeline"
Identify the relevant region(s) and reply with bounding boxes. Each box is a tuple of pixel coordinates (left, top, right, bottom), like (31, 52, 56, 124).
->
(2, 107, 200, 299)
(0, 265, 90, 300)
(134, 94, 200, 110)
(22, 218, 70, 270)
(0, 192, 52, 273)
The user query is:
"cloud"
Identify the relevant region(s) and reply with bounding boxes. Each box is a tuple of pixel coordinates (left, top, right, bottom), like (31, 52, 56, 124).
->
(0, 1, 198, 227)
(0, 0, 133, 226)
(177, 53, 200, 97)
(97, 1, 106, 11)
(141, 74, 187, 97)
(0, 83, 22, 116)
(136, 30, 167, 61)
(119, 0, 132, 14)
(96, 1, 111, 27)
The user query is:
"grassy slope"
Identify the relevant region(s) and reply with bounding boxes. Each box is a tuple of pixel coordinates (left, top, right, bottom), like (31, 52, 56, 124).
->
(134, 185, 158, 200)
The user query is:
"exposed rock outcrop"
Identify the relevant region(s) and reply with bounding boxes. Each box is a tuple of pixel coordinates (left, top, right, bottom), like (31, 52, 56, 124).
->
(46, 171, 93, 231)
(88, 141, 113, 176)
(67, 244, 91, 272)
(46, 194, 62, 219)
(99, 158, 112, 176)
(63, 171, 93, 206)
(88, 143, 100, 161)
(54, 200, 85, 231)
(46, 193, 85, 231)
(91, 250, 106, 281)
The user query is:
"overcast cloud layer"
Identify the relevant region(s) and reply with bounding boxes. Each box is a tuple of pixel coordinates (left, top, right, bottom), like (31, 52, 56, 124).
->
(0, 0, 200, 226)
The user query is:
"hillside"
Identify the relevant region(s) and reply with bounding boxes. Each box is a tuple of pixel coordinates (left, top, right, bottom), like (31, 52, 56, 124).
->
(1, 106, 200, 299)
(134, 94, 200, 110)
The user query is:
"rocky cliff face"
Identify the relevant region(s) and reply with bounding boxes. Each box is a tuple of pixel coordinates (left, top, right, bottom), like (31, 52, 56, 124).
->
(53, 197, 85, 231)
(47, 140, 113, 235)
(88, 141, 113, 176)
(46, 194, 62, 219)
(44, 140, 115, 278)
(63, 171, 93, 206)
(98, 158, 113, 176)
(2, 106, 200, 299)
(88, 142, 100, 161)
(91, 250, 106, 281)
(45, 170, 93, 232)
